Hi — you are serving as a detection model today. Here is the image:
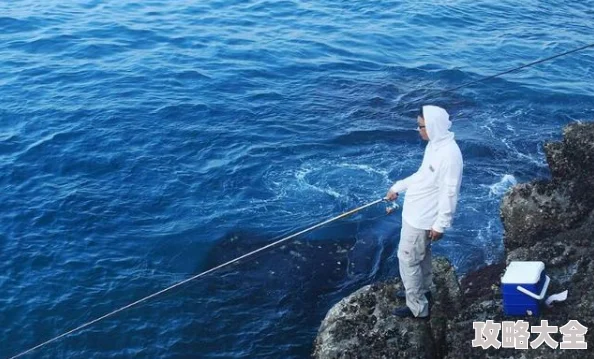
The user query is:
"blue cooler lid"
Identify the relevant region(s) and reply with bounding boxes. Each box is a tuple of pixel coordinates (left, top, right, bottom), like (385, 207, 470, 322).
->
(501, 261, 545, 284)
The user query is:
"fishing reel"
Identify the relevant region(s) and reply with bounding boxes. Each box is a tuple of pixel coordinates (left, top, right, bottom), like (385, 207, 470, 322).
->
(384, 199, 400, 215)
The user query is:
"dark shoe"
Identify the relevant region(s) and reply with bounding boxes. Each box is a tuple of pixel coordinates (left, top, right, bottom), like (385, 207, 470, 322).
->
(393, 306, 429, 319)
(395, 290, 432, 302)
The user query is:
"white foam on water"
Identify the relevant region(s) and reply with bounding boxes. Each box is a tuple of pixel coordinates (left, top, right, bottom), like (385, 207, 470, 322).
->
(265, 159, 397, 202)
(294, 164, 342, 199)
(488, 174, 517, 196)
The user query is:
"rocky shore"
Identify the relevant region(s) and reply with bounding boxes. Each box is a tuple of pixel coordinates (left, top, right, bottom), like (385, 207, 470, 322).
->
(313, 122, 594, 358)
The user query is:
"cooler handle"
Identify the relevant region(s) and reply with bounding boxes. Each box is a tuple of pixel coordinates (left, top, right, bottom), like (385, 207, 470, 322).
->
(517, 275, 550, 300)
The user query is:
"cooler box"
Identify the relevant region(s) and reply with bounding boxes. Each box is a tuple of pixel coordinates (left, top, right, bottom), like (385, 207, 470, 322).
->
(501, 261, 550, 316)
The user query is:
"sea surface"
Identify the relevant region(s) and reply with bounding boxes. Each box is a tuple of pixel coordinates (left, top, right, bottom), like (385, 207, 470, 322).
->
(1, 1, 593, 358)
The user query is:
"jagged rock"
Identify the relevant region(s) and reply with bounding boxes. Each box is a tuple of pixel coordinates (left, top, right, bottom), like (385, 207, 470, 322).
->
(501, 123, 594, 252)
(446, 123, 594, 359)
(506, 210, 594, 268)
(545, 123, 594, 186)
(313, 257, 461, 359)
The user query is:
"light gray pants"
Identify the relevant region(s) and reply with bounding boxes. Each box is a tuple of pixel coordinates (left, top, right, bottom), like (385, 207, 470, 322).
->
(397, 220, 432, 317)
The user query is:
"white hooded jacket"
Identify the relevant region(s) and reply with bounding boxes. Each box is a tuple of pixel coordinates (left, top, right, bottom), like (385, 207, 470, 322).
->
(390, 106, 463, 232)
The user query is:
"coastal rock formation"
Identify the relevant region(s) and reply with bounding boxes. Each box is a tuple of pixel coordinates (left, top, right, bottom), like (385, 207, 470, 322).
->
(313, 257, 461, 359)
(314, 122, 594, 358)
(501, 123, 594, 252)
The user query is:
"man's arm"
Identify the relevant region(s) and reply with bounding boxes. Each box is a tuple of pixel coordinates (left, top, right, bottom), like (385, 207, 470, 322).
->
(431, 157, 463, 236)
(388, 169, 423, 194)
(388, 147, 430, 197)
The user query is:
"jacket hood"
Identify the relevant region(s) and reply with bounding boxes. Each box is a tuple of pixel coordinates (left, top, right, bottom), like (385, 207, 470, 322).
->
(423, 105, 454, 146)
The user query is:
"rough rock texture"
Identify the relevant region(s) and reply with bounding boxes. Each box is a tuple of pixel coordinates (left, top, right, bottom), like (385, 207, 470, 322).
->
(501, 123, 594, 251)
(314, 122, 594, 358)
(445, 123, 594, 358)
(444, 260, 594, 359)
(313, 257, 461, 359)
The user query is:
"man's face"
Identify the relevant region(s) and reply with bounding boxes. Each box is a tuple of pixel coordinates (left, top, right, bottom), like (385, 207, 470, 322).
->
(417, 115, 429, 141)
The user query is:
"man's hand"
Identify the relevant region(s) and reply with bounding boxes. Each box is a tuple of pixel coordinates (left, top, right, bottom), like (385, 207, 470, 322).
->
(428, 229, 443, 241)
(385, 190, 398, 201)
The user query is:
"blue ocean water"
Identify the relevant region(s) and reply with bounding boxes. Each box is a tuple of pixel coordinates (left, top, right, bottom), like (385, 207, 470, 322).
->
(1, 0, 593, 358)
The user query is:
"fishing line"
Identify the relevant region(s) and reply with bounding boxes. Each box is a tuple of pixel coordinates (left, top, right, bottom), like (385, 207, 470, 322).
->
(317, 42, 594, 134)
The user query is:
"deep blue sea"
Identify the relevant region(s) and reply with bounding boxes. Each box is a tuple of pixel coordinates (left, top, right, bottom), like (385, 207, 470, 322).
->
(1, 1, 593, 358)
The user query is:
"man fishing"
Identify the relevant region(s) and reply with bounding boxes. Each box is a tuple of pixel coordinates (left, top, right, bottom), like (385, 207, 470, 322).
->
(385, 105, 463, 319)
